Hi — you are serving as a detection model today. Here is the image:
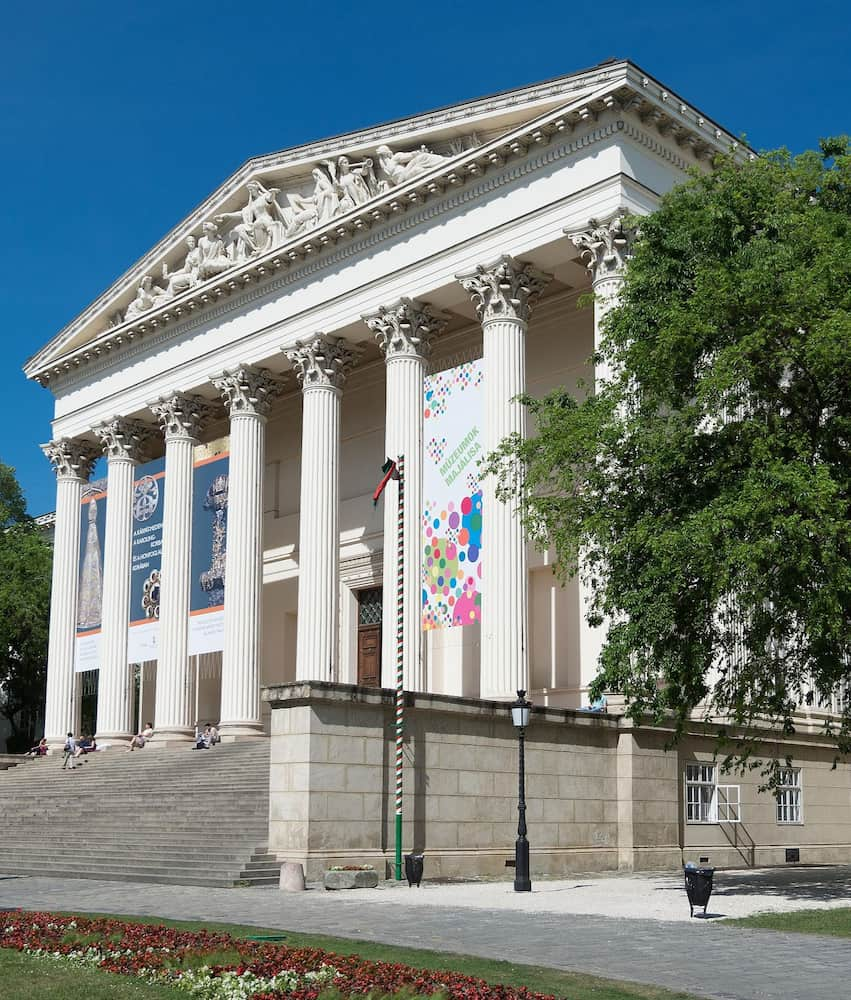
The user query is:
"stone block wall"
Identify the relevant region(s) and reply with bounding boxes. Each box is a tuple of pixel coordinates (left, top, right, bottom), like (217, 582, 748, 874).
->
(264, 684, 851, 880)
(265, 683, 677, 879)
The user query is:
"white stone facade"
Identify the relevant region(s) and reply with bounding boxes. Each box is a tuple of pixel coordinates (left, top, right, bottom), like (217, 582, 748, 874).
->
(28, 61, 744, 748)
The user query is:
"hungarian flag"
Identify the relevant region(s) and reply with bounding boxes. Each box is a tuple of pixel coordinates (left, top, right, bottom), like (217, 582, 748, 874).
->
(373, 458, 398, 505)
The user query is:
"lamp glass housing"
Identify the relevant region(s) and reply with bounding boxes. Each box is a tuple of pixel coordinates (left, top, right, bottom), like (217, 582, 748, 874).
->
(511, 690, 531, 729)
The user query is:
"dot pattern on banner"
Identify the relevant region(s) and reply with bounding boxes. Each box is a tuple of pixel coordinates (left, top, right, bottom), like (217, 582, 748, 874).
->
(427, 437, 447, 464)
(422, 490, 483, 629)
(424, 362, 484, 420)
(466, 471, 480, 495)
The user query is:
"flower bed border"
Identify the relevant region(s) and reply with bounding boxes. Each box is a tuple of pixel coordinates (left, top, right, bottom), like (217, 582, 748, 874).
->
(0, 911, 557, 1000)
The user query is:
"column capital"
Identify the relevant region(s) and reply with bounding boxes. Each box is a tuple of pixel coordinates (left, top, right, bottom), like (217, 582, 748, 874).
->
(566, 213, 637, 284)
(285, 334, 360, 392)
(456, 255, 551, 325)
(93, 417, 157, 463)
(149, 392, 216, 441)
(41, 438, 99, 480)
(212, 364, 286, 418)
(364, 298, 448, 361)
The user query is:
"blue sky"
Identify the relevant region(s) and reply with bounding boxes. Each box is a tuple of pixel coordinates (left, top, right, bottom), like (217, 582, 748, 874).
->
(2, 0, 849, 515)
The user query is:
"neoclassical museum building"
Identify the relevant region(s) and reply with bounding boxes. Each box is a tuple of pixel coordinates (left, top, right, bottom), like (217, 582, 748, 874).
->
(26, 61, 851, 875)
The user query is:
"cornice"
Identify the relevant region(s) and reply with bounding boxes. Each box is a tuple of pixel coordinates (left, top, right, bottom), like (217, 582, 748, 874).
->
(29, 69, 748, 391)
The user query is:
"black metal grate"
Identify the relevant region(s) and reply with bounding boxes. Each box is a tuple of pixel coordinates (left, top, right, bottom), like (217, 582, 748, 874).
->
(358, 587, 383, 626)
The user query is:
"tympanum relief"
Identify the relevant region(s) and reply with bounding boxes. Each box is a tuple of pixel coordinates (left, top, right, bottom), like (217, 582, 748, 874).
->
(112, 141, 468, 329)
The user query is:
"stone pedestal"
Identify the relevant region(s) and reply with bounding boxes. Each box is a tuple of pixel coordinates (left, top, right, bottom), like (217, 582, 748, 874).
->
(279, 861, 306, 891)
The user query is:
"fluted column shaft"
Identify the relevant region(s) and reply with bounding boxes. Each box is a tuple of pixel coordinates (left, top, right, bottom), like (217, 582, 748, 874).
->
(94, 420, 155, 742)
(568, 214, 636, 694)
(366, 299, 447, 691)
(286, 336, 358, 682)
(458, 256, 551, 699)
(213, 366, 282, 738)
(41, 440, 97, 747)
(149, 394, 214, 741)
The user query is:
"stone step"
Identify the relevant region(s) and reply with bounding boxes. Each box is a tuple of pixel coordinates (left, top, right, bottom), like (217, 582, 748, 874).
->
(0, 738, 278, 887)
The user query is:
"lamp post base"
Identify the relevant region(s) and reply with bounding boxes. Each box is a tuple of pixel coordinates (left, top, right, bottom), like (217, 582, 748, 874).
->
(514, 836, 531, 892)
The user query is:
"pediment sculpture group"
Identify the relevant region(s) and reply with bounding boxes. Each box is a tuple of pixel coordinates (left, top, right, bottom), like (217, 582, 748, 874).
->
(121, 143, 452, 325)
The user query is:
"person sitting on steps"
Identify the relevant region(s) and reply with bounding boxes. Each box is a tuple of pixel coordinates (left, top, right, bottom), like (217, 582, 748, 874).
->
(27, 738, 48, 757)
(128, 722, 154, 751)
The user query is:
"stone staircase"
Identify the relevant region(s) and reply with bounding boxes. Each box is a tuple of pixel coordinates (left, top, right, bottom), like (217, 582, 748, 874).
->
(0, 741, 280, 887)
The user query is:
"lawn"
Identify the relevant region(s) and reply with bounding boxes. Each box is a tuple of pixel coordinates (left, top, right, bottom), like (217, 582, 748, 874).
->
(0, 910, 702, 1000)
(721, 906, 851, 938)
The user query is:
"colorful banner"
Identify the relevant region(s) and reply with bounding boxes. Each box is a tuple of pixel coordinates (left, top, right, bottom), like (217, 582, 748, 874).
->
(127, 457, 166, 663)
(75, 486, 107, 671)
(188, 453, 229, 655)
(422, 359, 484, 630)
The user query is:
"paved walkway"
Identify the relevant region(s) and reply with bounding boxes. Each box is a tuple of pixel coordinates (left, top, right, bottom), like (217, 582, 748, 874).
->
(1, 870, 850, 1000)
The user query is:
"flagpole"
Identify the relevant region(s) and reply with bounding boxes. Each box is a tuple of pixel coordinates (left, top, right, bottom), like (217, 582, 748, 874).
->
(394, 454, 405, 882)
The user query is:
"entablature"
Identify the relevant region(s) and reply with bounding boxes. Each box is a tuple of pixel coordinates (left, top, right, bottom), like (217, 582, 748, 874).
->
(26, 61, 749, 391)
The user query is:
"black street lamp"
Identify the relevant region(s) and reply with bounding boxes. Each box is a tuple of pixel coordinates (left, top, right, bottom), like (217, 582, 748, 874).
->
(510, 689, 532, 892)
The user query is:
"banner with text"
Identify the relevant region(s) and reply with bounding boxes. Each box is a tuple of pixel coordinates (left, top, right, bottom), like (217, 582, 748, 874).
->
(127, 458, 166, 663)
(188, 453, 229, 655)
(422, 359, 484, 630)
(75, 485, 107, 671)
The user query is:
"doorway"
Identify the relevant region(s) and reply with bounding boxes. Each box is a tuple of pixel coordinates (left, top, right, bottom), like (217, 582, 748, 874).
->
(356, 587, 383, 687)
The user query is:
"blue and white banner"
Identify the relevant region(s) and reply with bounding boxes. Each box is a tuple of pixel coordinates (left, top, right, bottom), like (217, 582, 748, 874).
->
(75, 486, 107, 671)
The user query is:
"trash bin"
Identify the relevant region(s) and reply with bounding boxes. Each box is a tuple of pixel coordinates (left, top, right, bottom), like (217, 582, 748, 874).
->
(683, 864, 715, 917)
(404, 853, 424, 887)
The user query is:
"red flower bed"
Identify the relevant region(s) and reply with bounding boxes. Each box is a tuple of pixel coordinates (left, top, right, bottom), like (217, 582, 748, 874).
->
(0, 911, 558, 1000)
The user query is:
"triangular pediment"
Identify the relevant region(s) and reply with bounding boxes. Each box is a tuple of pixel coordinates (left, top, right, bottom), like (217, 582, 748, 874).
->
(26, 60, 744, 385)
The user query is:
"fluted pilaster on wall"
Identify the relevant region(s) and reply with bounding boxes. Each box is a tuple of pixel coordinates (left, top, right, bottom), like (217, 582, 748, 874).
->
(457, 256, 550, 699)
(212, 365, 284, 738)
(365, 298, 447, 691)
(148, 393, 216, 742)
(41, 438, 98, 748)
(286, 335, 359, 683)
(567, 214, 636, 695)
(93, 418, 157, 742)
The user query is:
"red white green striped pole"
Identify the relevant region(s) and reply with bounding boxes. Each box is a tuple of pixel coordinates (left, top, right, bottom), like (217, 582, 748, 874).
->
(394, 454, 405, 881)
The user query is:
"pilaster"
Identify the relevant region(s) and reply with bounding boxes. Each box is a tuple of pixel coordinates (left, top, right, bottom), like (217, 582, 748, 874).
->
(285, 335, 358, 682)
(457, 255, 551, 699)
(365, 298, 447, 691)
(93, 418, 157, 742)
(148, 393, 216, 741)
(212, 365, 284, 738)
(41, 438, 98, 747)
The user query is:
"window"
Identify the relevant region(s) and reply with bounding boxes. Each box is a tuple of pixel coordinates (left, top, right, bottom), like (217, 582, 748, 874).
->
(685, 764, 741, 824)
(686, 764, 716, 823)
(776, 768, 803, 824)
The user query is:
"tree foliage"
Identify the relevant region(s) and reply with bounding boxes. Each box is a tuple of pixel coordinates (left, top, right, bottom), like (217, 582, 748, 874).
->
(489, 140, 851, 769)
(0, 461, 52, 751)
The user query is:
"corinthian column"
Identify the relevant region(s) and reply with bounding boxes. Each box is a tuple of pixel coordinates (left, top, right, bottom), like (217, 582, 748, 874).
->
(148, 393, 215, 742)
(41, 439, 98, 748)
(567, 213, 636, 696)
(285, 335, 358, 682)
(212, 365, 284, 738)
(457, 255, 551, 699)
(567, 213, 635, 389)
(365, 299, 447, 691)
(92, 418, 156, 743)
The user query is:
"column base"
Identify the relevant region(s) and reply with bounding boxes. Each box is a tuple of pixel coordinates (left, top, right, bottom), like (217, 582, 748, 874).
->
(218, 722, 266, 740)
(148, 727, 193, 746)
(93, 732, 133, 747)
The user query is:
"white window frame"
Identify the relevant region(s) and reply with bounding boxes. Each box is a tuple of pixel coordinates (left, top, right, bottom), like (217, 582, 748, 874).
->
(686, 764, 717, 823)
(776, 767, 803, 824)
(685, 764, 741, 824)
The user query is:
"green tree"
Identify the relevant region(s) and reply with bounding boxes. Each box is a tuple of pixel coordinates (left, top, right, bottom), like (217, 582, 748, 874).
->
(489, 140, 851, 771)
(0, 461, 52, 752)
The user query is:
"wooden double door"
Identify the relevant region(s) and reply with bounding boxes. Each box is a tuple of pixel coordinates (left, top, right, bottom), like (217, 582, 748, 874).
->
(356, 587, 383, 687)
